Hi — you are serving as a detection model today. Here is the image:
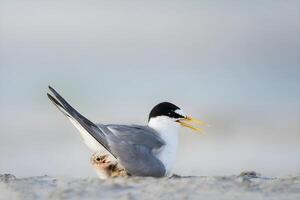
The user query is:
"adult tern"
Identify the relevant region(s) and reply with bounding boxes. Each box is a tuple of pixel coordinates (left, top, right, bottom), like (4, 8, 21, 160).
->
(47, 86, 206, 177)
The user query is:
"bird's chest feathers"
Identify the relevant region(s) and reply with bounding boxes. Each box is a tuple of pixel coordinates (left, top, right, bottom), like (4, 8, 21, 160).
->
(157, 130, 179, 173)
(148, 117, 179, 175)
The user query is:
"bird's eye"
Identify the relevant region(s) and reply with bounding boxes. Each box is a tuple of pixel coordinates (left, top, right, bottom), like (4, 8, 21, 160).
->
(96, 157, 101, 161)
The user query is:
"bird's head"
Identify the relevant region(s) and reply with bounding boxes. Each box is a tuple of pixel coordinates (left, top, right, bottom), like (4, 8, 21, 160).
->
(148, 102, 207, 133)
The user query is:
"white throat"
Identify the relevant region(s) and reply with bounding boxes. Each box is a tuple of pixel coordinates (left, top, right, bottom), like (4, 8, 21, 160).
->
(148, 116, 180, 176)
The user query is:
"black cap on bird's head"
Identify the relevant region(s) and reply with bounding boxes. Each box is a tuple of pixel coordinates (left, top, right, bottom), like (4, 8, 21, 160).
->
(148, 102, 207, 133)
(148, 102, 184, 121)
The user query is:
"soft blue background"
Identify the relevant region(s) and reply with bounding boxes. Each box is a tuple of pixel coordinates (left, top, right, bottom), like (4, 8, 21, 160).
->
(1, 0, 299, 177)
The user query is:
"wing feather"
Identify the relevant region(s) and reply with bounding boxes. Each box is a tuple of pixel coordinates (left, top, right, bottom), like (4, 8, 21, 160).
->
(103, 125, 166, 177)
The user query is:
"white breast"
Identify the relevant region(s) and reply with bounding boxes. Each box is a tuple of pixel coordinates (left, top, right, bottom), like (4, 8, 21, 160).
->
(148, 116, 180, 176)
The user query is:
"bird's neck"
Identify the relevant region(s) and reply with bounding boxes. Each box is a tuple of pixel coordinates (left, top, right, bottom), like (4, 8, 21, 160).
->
(148, 116, 180, 137)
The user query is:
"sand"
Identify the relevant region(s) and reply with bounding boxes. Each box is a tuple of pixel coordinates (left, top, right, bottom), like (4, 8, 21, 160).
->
(1, 172, 299, 200)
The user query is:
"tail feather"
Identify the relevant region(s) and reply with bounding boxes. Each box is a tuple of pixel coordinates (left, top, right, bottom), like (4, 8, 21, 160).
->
(47, 86, 115, 157)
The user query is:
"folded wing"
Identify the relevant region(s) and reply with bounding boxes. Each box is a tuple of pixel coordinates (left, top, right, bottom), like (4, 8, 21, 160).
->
(103, 124, 166, 177)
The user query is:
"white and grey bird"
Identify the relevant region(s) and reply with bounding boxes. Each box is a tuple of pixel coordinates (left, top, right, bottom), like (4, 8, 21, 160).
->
(47, 86, 206, 178)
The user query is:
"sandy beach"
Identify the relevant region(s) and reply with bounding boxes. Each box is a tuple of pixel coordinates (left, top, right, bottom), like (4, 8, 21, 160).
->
(1, 173, 299, 200)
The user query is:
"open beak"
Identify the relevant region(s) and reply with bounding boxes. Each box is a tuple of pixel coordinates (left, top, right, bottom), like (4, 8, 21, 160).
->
(177, 116, 207, 133)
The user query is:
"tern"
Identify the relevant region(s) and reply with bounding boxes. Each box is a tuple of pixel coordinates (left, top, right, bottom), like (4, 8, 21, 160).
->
(47, 86, 206, 177)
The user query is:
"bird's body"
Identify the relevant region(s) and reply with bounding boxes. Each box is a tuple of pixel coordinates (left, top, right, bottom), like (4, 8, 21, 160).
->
(47, 86, 206, 178)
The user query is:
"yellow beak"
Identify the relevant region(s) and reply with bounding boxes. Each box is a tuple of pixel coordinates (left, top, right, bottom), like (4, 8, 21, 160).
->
(177, 116, 207, 133)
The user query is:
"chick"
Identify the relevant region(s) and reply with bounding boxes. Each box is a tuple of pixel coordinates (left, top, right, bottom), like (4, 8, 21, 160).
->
(90, 152, 128, 179)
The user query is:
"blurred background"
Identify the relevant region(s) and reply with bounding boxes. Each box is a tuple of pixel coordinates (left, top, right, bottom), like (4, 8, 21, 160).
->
(0, 1, 299, 178)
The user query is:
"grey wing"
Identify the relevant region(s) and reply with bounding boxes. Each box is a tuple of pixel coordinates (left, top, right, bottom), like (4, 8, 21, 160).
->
(98, 124, 166, 177)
